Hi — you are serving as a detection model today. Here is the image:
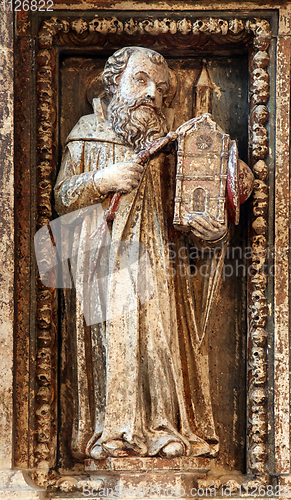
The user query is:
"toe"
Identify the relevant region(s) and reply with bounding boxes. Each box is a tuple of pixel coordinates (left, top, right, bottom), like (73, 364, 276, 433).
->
(160, 441, 185, 458)
(90, 444, 108, 460)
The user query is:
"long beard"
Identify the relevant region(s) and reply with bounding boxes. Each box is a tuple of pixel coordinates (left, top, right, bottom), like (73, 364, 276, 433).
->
(107, 93, 168, 152)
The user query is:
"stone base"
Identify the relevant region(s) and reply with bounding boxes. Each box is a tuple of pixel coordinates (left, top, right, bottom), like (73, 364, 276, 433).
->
(85, 456, 211, 473)
(0, 470, 45, 499)
(82, 457, 211, 498)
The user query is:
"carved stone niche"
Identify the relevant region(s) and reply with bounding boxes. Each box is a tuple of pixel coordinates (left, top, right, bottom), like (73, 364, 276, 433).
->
(14, 9, 280, 498)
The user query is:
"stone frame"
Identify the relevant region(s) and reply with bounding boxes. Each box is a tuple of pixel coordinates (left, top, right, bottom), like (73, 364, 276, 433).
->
(12, 7, 290, 494)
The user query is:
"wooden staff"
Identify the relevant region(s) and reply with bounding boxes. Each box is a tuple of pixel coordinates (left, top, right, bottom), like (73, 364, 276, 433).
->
(89, 131, 177, 281)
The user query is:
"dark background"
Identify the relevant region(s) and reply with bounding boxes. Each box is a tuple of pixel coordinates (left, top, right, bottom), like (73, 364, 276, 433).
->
(58, 53, 249, 471)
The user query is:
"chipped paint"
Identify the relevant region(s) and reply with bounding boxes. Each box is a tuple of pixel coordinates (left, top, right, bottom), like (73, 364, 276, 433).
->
(212, 81, 223, 100)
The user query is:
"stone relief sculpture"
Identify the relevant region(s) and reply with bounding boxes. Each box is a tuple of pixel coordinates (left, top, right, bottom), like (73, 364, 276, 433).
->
(54, 47, 253, 462)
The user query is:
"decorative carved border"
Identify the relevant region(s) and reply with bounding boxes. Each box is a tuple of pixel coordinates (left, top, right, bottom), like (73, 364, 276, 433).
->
(37, 15, 271, 43)
(247, 21, 271, 480)
(34, 15, 271, 488)
(32, 43, 58, 488)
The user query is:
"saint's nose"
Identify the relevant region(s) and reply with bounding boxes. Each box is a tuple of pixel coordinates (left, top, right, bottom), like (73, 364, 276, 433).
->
(145, 81, 157, 101)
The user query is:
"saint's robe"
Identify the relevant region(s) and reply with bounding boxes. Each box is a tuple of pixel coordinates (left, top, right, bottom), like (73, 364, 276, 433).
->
(54, 98, 220, 460)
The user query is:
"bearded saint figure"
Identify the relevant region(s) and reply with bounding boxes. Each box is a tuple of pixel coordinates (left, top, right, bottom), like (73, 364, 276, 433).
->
(54, 47, 229, 462)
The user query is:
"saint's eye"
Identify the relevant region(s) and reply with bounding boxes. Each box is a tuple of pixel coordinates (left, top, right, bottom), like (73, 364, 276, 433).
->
(157, 87, 163, 94)
(136, 77, 146, 84)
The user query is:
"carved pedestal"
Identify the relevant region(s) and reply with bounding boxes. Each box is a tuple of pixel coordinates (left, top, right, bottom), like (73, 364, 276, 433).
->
(85, 457, 210, 498)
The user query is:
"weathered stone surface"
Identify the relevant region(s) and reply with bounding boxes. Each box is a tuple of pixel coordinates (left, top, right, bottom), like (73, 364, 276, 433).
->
(0, 11, 46, 499)
(273, 29, 291, 476)
(85, 456, 211, 472)
(1, 2, 291, 498)
(0, 6, 14, 472)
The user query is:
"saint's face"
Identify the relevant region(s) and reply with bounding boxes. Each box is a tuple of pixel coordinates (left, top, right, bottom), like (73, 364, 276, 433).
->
(117, 51, 170, 113)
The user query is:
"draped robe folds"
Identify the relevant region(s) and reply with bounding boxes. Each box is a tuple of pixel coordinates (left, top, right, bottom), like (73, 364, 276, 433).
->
(54, 98, 219, 460)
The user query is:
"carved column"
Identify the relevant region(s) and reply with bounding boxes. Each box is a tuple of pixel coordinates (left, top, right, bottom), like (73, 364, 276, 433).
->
(0, 7, 44, 498)
(247, 19, 271, 481)
(33, 37, 59, 488)
(0, 4, 14, 473)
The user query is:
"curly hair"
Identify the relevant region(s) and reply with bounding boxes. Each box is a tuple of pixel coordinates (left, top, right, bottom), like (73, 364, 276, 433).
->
(102, 46, 169, 96)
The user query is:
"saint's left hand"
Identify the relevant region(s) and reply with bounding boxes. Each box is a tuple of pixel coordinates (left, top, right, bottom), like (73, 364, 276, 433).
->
(188, 213, 228, 241)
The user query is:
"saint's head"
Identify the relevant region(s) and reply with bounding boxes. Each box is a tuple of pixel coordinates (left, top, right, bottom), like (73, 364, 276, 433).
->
(102, 47, 170, 152)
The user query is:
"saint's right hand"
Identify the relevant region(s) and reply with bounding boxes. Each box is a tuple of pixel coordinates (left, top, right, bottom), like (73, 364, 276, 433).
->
(94, 162, 144, 195)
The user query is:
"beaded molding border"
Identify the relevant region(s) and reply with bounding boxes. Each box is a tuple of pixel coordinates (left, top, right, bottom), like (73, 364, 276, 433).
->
(33, 15, 271, 489)
(247, 21, 271, 481)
